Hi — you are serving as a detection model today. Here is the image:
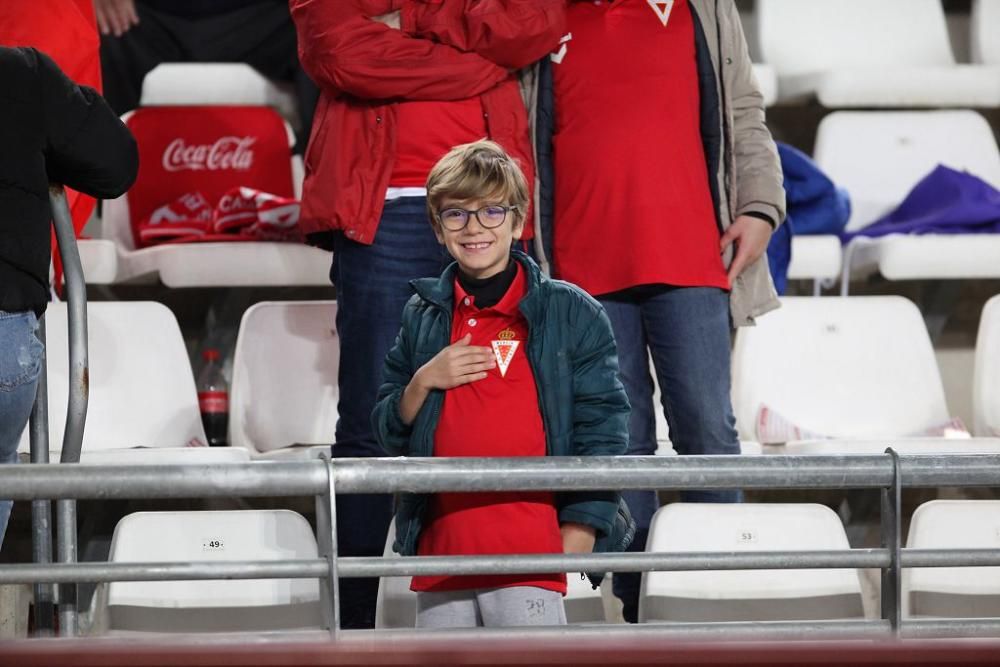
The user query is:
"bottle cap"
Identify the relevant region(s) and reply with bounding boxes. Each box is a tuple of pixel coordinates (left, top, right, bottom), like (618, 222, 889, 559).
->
(202, 348, 221, 362)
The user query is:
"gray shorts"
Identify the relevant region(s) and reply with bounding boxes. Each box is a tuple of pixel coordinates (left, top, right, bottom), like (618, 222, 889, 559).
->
(415, 586, 567, 628)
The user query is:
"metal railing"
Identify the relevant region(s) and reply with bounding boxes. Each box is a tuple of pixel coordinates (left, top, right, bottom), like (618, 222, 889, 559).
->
(9, 191, 1000, 642)
(2, 454, 1000, 640)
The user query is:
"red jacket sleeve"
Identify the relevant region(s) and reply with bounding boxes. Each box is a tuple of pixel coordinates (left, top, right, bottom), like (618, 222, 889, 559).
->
(291, 0, 510, 101)
(402, 0, 567, 70)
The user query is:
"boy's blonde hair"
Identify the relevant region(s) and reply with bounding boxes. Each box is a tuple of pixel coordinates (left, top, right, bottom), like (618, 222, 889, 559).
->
(425, 140, 529, 228)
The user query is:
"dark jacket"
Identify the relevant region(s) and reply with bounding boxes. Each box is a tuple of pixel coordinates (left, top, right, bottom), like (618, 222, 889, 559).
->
(0, 47, 138, 316)
(372, 250, 634, 560)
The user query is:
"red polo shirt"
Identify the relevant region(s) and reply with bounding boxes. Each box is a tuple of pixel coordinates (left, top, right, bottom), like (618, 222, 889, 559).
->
(552, 0, 729, 296)
(411, 264, 567, 594)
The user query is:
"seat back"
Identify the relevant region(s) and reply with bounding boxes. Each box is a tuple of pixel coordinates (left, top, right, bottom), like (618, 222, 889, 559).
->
(758, 0, 954, 76)
(140, 63, 299, 120)
(813, 110, 1000, 231)
(974, 295, 1000, 436)
(905, 500, 1000, 618)
(731, 297, 950, 442)
(230, 302, 339, 454)
(96, 510, 322, 633)
(103, 106, 296, 252)
(640, 503, 865, 622)
(17, 302, 205, 454)
(972, 0, 1000, 64)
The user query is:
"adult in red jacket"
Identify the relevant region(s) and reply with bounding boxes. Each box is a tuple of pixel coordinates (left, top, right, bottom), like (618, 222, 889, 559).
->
(290, 0, 564, 629)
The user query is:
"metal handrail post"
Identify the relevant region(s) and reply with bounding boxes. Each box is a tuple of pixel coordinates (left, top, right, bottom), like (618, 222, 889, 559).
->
(48, 186, 89, 637)
(316, 457, 341, 638)
(880, 448, 903, 635)
(27, 315, 54, 636)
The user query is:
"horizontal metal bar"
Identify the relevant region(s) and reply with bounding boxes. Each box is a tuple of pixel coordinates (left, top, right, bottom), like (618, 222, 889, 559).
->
(0, 561, 328, 585)
(2, 455, 999, 501)
(0, 461, 330, 500)
(338, 550, 892, 578)
(902, 618, 1000, 639)
(356, 619, 893, 642)
(902, 549, 1000, 568)
(7, 547, 1000, 586)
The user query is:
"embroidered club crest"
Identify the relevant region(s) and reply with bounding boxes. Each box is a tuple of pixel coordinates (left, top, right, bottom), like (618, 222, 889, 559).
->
(491, 328, 520, 378)
(647, 0, 674, 26)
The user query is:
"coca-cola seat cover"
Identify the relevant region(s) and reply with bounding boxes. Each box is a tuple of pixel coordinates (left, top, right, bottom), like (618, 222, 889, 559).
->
(126, 106, 294, 248)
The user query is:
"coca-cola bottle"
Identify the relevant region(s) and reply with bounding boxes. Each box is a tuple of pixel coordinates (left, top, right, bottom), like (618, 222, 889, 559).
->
(197, 348, 229, 447)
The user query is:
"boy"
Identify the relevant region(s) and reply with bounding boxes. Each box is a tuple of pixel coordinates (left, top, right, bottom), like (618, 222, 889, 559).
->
(372, 140, 632, 628)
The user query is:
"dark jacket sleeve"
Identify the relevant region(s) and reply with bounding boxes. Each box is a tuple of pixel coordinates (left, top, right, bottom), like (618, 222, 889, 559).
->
(35, 50, 138, 199)
(557, 289, 630, 537)
(371, 298, 420, 456)
(404, 0, 567, 70)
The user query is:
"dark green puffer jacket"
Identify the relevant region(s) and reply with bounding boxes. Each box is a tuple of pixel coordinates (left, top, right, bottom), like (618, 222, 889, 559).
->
(372, 250, 634, 563)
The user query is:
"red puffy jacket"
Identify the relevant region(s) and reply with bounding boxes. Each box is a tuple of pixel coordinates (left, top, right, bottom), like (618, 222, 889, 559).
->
(290, 0, 566, 245)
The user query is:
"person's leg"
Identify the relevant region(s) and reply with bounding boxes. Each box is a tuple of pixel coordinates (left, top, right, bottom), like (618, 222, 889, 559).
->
(642, 287, 742, 503)
(595, 292, 658, 624)
(0, 311, 45, 549)
(415, 590, 482, 629)
(477, 587, 566, 627)
(330, 197, 449, 629)
(98, 4, 185, 115)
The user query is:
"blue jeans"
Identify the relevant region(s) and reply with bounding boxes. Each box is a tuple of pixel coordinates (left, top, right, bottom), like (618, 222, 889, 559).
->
(598, 286, 741, 622)
(0, 310, 44, 550)
(331, 197, 451, 628)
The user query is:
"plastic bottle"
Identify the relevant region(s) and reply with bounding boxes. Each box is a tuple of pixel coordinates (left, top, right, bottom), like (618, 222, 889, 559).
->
(197, 348, 228, 447)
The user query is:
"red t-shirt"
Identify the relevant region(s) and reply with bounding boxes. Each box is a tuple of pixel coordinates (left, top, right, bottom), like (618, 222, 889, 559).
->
(389, 98, 489, 188)
(411, 265, 567, 594)
(551, 0, 729, 296)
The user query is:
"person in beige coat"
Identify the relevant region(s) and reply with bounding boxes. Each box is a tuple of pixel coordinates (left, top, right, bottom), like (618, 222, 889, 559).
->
(528, 0, 786, 622)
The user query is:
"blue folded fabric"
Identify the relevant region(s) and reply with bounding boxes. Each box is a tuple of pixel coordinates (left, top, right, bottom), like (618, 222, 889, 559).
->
(842, 164, 1000, 242)
(766, 143, 851, 293)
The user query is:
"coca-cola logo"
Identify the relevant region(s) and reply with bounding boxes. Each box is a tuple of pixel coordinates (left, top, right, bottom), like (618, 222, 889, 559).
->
(162, 136, 256, 172)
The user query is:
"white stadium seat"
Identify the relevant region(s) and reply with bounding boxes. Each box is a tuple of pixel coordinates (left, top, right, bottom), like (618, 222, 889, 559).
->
(731, 297, 951, 443)
(904, 500, 1000, 618)
(785, 438, 1000, 457)
(96, 107, 328, 288)
(375, 520, 608, 628)
(787, 235, 843, 288)
(640, 503, 865, 622)
(972, 0, 1000, 65)
(229, 301, 338, 459)
(758, 0, 1000, 107)
(140, 63, 300, 128)
(974, 295, 1000, 437)
(17, 302, 206, 457)
(812, 110, 1000, 292)
(752, 63, 778, 108)
(90, 510, 322, 634)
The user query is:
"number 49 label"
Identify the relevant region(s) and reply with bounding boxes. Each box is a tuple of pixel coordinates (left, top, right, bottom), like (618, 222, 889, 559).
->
(202, 537, 225, 552)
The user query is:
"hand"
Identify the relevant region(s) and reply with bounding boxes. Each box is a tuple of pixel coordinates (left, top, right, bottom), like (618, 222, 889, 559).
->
(719, 215, 773, 286)
(414, 333, 495, 391)
(372, 10, 401, 30)
(94, 0, 139, 37)
(561, 522, 596, 554)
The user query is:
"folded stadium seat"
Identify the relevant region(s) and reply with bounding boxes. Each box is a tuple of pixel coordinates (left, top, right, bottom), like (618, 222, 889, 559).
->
(758, 0, 1000, 107)
(639, 503, 866, 622)
(229, 301, 338, 460)
(731, 296, 959, 451)
(752, 64, 778, 108)
(785, 438, 1000, 457)
(88, 510, 323, 635)
(903, 500, 1000, 618)
(139, 63, 300, 127)
(375, 520, 608, 628)
(97, 105, 328, 287)
(972, 0, 1000, 66)
(787, 236, 843, 289)
(16, 302, 208, 460)
(812, 110, 1000, 294)
(974, 295, 1000, 437)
